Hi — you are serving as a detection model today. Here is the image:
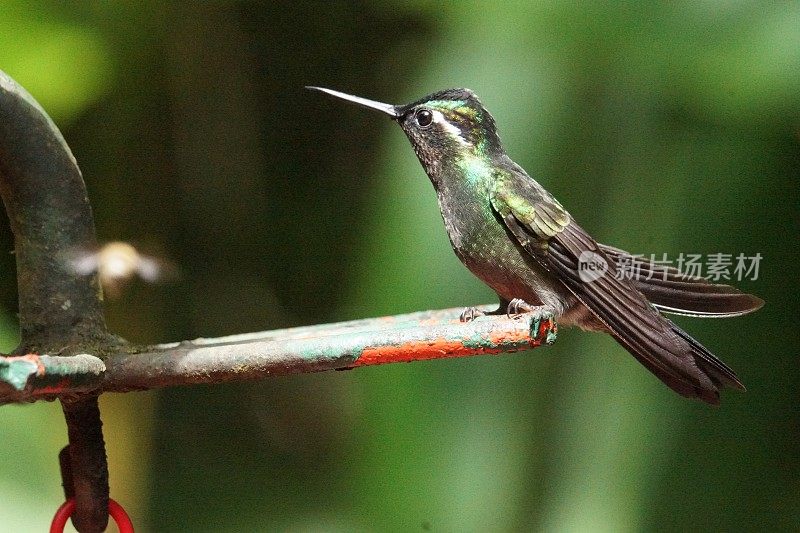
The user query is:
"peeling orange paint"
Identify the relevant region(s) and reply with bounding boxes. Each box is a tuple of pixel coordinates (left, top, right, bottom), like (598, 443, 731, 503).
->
(353, 317, 555, 367)
(354, 335, 532, 367)
(540, 319, 557, 339)
(488, 328, 532, 346)
(355, 338, 494, 366)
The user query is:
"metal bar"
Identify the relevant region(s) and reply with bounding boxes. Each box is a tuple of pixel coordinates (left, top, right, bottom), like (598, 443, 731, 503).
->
(0, 306, 556, 402)
(105, 307, 556, 391)
(0, 70, 113, 532)
(61, 398, 109, 532)
(0, 71, 108, 351)
(0, 353, 105, 403)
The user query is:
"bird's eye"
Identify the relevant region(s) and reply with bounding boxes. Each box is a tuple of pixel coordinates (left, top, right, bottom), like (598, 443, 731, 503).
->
(415, 109, 433, 128)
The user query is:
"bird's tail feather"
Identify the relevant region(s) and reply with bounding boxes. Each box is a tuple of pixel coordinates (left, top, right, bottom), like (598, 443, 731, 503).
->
(670, 321, 745, 391)
(600, 244, 764, 318)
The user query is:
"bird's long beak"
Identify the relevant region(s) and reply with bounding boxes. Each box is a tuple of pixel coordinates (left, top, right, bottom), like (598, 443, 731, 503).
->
(306, 86, 399, 117)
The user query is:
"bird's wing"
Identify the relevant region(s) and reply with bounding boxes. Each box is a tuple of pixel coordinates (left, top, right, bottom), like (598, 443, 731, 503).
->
(598, 244, 764, 318)
(490, 171, 742, 403)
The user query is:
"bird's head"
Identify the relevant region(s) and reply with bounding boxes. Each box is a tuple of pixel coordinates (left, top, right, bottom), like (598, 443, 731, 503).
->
(308, 87, 504, 176)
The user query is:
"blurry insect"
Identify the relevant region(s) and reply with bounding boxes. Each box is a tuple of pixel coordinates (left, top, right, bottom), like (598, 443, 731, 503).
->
(67, 241, 178, 298)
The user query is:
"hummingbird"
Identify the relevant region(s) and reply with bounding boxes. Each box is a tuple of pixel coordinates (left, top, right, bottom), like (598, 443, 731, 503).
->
(308, 86, 764, 404)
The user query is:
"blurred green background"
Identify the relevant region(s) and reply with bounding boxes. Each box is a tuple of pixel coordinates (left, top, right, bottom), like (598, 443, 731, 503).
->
(1, 1, 798, 531)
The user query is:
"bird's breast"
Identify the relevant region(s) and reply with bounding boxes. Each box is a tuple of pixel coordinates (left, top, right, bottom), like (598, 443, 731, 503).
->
(434, 182, 571, 314)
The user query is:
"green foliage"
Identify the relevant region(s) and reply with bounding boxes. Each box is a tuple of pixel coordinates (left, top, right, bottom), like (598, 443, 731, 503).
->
(0, 1, 112, 123)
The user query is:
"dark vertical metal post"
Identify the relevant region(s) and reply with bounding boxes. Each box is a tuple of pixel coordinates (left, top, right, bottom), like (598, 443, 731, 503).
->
(0, 71, 114, 531)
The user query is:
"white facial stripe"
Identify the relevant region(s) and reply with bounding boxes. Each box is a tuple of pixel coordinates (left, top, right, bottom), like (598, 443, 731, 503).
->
(431, 109, 470, 147)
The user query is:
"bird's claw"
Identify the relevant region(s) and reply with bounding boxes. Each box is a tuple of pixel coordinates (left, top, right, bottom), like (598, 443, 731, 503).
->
(462, 300, 542, 321)
(506, 298, 535, 317)
(460, 306, 485, 322)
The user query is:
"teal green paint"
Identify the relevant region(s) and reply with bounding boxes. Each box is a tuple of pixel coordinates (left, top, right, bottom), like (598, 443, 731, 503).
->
(462, 331, 529, 351)
(0, 354, 104, 399)
(298, 343, 362, 362)
(529, 315, 558, 345)
(462, 332, 500, 350)
(43, 353, 104, 376)
(0, 358, 37, 391)
(296, 333, 371, 362)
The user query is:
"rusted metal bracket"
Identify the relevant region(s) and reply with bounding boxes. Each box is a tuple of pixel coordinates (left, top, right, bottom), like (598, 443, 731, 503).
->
(0, 69, 116, 532)
(0, 306, 556, 403)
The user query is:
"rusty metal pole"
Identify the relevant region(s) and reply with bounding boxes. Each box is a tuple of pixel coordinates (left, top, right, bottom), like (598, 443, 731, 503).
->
(0, 71, 117, 532)
(0, 306, 556, 403)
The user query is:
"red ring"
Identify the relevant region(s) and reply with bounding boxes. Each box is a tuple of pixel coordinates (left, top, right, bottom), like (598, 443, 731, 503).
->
(51, 498, 134, 533)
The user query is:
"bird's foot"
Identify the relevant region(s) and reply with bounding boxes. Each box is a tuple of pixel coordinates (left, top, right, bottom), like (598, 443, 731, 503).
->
(461, 299, 547, 322)
(506, 298, 541, 317)
(460, 306, 486, 322)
